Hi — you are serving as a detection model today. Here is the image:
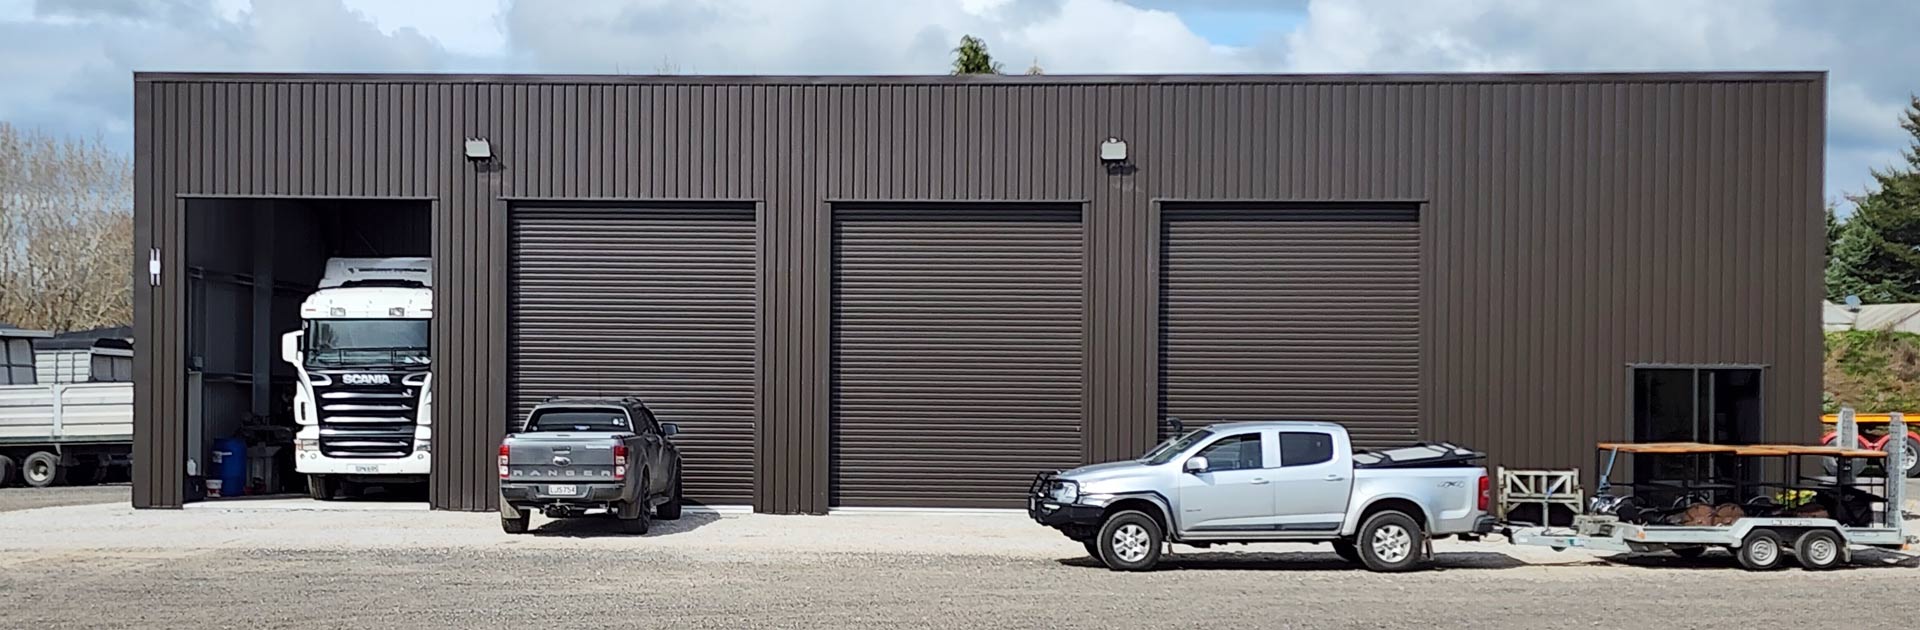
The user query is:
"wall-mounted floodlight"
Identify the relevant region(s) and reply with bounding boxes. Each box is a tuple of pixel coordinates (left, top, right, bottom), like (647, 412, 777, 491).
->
(463, 138, 493, 161)
(1098, 137, 1128, 162)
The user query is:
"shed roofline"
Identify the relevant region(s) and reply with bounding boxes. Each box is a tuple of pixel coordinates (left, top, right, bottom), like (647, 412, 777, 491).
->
(133, 70, 1827, 86)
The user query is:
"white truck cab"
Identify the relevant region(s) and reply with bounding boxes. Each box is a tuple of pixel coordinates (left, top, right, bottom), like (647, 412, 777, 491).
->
(280, 258, 433, 500)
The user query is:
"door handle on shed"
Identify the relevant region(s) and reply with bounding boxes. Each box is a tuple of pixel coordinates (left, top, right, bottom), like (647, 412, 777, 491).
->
(1250, 478, 1270, 485)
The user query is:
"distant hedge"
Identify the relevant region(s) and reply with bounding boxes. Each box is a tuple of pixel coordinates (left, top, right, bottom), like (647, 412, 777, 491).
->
(1823, 330, 1920, 413)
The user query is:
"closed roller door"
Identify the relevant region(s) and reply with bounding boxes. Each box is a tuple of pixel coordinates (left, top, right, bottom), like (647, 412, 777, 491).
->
(510, 206, 756, 505)
(1160, 206, 1420, 448)
(832, 206, 1084, 508)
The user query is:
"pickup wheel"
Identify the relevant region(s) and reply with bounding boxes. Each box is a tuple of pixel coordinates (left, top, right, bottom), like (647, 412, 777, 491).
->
(501, 512, 530, 534)
(1096, 510, 1163, 572)
(1356, 511, 1424, 572)
(306, 475, 337, 501)
(617, 502, 652, 535)
(1082, 540, 1108, 566)
(1331, 539, 1363, 564)
(656, 474, 683, 521)
(21, 451, 63, 488)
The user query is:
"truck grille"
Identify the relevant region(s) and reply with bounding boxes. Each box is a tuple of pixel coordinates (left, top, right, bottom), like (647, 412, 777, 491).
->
(314, 374, 421, 458)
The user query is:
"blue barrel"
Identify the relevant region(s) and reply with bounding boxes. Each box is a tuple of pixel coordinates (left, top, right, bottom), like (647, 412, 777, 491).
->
(213, 438, 248, 497)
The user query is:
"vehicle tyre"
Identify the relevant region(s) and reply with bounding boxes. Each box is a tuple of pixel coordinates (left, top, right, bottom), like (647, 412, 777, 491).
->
(656, 473, 683, 521)
(1331, 539, 1363, 564)
(1735, 530, 1786, 571)
(617, 501, 652, 535)
(21, 451, 63, 488)
(1820, 435, 1867, 477)
(0, 454, 14, 487)
(1095, 510, 1163, 572)
(1898, 436, 1920, 479)
(1356, 510, 1424, 572)
(306, 475, 337, 501)
(1671, 546, 1707, 560)
(1082, 539, 1107, 565)
(501, 512, 530, 534)
(1794, 529, 1845, 571)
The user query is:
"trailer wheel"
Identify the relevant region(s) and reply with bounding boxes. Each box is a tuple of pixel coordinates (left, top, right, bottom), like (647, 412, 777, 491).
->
(21, 451, 64, 488)
(0, 454, 14, 487)
(1794, 530, 1845, 570)
(1735, 530, 1785, 571)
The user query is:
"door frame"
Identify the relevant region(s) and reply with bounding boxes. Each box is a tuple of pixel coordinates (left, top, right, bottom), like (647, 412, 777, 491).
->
(1621, 363, 1769, 444)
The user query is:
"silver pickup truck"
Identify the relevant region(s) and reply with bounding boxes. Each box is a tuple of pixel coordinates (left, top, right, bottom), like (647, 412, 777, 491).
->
(498, 397, 684, 535)
(1029, 421, 1493, 572)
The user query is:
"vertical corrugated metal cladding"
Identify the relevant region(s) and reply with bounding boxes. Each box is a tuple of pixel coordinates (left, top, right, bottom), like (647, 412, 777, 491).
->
(135, 73, 1823, 512)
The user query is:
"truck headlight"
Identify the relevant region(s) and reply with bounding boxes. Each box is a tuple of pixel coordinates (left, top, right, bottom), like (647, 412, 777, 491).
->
(1048, 480, 1079, 503)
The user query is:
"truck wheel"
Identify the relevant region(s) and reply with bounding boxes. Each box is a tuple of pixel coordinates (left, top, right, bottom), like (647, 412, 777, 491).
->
(1898, 436, 1920, 478)
(656, 474, 683, 521)
(0, 454, 14, 487)
(1096, 510, 1163, 571)
(1331, 539, 1363, 564)
(306, 475, 337, 501)
(1356, 510, 1424, 572)
(1794, 529, 1845, 570)
(21, 451, 64, 488)
(1735, 530, 1785, 571)
(501, 512, 530, 534)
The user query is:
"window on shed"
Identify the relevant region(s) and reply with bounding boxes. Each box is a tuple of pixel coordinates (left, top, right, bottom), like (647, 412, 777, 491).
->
(1, 339, 36, 385)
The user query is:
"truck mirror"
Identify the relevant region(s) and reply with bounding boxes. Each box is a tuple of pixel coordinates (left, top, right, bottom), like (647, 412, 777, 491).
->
(660, 423, 679, 436)
(281, 331, 303, 364)
(1184, 456, 1209, 474)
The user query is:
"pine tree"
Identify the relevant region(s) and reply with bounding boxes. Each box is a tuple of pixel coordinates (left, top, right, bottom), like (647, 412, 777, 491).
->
(1827, 96, 1920, 302)
(951, 35, 1003, 75)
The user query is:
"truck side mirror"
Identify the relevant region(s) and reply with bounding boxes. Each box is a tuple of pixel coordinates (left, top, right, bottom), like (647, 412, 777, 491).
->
(1184, 456, 1209, 474)
(660, 423, 679, 436)
(280, 331, 302, 364)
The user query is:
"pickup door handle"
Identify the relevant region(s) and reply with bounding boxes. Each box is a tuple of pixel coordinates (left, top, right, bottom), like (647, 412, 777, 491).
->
(1250, 478, 1270, 485)
(1324, 475, 1347, 482)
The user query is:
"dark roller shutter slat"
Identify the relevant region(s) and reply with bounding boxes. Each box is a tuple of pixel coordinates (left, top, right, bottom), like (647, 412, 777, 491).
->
(832, 207, 1083, 508)
(510, 207, 756, 505)
(1160, 207, 1420, 449)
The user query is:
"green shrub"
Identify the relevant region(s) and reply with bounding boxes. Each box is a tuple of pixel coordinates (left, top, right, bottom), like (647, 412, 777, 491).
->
(1823, 330, 1920, 413)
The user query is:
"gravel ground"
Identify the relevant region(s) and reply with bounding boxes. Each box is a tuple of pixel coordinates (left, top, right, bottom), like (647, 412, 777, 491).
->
(2, 500, 1917, 630)
(0, 484, 129, 513)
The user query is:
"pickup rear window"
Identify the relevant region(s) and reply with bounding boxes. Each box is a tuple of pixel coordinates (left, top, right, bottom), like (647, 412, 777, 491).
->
(526, 409, 630, 432)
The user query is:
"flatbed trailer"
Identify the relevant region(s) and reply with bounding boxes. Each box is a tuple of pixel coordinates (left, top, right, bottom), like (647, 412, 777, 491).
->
(1507, 408, 1915, 570)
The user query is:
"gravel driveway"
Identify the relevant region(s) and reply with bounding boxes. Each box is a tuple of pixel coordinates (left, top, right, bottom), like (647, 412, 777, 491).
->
(2, 500, 1917, 629)
(0, 484, 128, 513)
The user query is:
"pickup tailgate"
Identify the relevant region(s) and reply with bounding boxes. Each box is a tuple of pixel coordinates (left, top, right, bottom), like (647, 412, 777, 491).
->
(503, 431, 627, 482)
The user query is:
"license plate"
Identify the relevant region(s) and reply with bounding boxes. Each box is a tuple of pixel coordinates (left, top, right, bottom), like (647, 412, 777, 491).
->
(351, 465, 383, 474)
(546, 484, 578, 496)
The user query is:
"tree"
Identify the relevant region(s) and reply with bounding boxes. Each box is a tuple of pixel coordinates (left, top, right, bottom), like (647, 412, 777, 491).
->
(951, 35, 1003, 75)
(1827, 95, 1920, 303)
(0, 123, 133, 332)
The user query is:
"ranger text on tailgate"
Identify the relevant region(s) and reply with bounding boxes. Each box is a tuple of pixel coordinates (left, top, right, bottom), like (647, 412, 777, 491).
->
(499, 397, 685, 534)
(1029, 421, 1494, 571)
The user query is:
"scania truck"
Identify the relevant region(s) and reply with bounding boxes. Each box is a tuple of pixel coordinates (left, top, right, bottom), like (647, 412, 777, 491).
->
(280, 258, 433, 500)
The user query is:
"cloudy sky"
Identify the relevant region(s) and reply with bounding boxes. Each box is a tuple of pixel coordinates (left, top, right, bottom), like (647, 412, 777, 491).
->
(2, 0, 1914, 207)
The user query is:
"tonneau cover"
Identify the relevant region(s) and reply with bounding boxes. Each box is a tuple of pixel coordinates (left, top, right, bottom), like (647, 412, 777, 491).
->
(1353, 442, 1485, 469)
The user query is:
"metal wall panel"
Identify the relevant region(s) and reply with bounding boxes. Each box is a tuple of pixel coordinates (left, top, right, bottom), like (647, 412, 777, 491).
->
(830, 205, 1084, 508)
(134, 73, 1824, 513)
(509, 205, 757, 504)
(1159, 205, 1421, 447)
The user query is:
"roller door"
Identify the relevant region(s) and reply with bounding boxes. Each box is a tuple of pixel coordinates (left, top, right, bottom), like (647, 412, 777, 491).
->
(510, 206, 756, 505)
(1160, 206, 1420, 448)
(832, 206, 1084, 508)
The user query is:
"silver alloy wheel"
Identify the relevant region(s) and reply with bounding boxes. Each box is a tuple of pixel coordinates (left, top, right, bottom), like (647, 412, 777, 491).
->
(1805, 537, 1837, 566)
(1371, 523, 1413, 564)
(1749, 537, 1778, 565)
(1112, 523, 1152, 563)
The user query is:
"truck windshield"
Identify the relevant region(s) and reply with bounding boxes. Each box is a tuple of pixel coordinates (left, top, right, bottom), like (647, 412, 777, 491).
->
(307, 320, 429, 366)
(527, 410, 630, 432)
(1141, 429, 1213, 465)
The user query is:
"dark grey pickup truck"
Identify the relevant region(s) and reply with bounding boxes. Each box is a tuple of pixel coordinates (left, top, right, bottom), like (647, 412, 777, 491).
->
(498, 397, 684, 534)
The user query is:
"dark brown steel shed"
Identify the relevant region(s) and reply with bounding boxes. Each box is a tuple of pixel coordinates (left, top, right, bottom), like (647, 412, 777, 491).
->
(132, 72, 1825, 513)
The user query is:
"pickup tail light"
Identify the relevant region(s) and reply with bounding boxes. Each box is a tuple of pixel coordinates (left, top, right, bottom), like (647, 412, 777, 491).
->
(1476, 474, 1490, 512)
(613, 443, 628, 480)
(498, 443, 510, 479)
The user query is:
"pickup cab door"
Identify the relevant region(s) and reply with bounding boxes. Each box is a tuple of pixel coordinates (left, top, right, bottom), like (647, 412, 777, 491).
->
(1175, 430, 1278, 533)
(1267, 429, 1351, 531)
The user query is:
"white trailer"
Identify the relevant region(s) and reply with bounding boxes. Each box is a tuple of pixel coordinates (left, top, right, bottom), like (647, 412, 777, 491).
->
(0, 382, 133, 487)
(1508, 408, 1916, 570)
